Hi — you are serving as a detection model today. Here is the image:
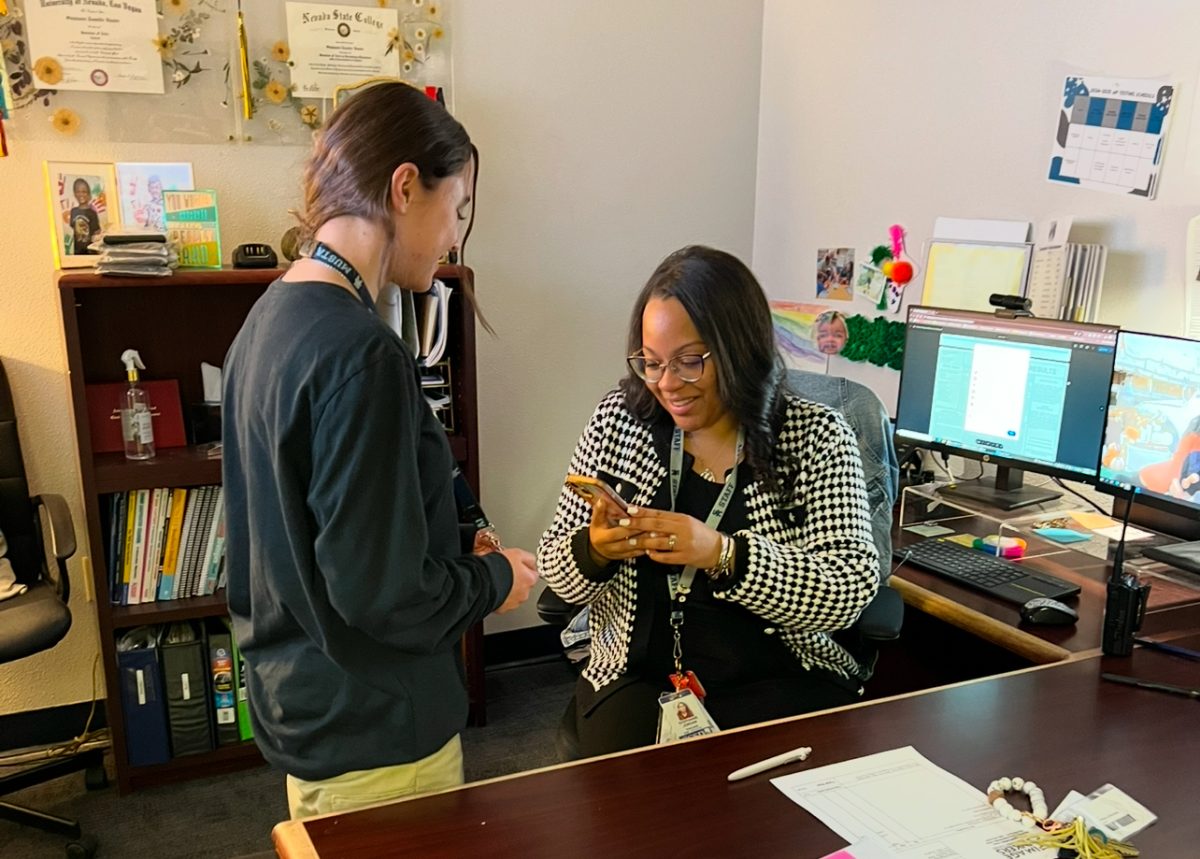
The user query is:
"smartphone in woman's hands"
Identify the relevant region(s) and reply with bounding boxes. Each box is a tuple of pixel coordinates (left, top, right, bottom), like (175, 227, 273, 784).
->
(565, 474, 629, 519)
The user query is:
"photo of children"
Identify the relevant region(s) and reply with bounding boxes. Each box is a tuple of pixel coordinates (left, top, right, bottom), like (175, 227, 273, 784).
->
(116, 162, 195, 233)
(814, 309, 850, 355)
(1099, 332, 1200, 510)
(816, 247, 854, 301)
(45, 162, 118, 268)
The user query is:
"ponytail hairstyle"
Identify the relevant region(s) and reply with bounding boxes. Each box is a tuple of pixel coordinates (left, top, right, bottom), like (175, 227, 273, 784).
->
(620, 246, 792, 490)
(298, 81, 491, 332)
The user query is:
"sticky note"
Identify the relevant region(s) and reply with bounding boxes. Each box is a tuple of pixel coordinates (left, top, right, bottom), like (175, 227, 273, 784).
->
(1034, 527, 1091, 544)
(1068, 511, 1117, 530)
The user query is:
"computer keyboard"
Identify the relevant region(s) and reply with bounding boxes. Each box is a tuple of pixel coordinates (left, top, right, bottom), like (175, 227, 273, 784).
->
(894, 538, 1081, 605)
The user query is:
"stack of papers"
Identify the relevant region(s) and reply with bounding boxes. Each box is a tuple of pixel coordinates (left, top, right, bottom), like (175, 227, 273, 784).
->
(772, 746, 1057, 858)
(1027, 242, 1107, 322)
(90, 230, 178, 277)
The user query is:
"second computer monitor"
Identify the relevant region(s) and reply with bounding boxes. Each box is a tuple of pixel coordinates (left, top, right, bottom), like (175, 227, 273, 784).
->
(895, 306, 1119, 509)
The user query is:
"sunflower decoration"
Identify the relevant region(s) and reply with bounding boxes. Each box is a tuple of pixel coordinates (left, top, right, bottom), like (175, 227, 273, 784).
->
(50, 107, 80, 136)
(164, 0, 188, 13)
(385, 27, 402, 55)
(264, 79, 288, 104)
(300, 105, 320, 127)
(427, 3, 441, 19)
(432, 25, 444, 40)
(151, 35, 176, 59)
(271, 41, 290, 63)
(33, 56, 63, 86)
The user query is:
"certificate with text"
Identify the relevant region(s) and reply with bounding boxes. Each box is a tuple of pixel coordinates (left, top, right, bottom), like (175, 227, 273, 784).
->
(286, 3, 400, 99)
(26, 0, 164, 94)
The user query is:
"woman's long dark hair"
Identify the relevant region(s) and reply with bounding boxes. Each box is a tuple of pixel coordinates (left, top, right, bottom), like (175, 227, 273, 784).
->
(620, 246, 791, 490)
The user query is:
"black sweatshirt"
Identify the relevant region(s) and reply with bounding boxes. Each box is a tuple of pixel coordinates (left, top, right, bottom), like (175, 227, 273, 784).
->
(222, 279, 511, 781)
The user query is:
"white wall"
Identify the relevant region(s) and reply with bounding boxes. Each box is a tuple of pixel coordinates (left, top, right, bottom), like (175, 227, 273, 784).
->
(0, 0, 765, 714)
(457, 0, 765, 633)
(754, 0, 1200, 412)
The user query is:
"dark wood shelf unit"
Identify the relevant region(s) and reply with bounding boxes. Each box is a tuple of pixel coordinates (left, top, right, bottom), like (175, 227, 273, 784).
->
(60, 265, 487, 793)
(110, 592, 232, 630)
(125, 740, 265, 792)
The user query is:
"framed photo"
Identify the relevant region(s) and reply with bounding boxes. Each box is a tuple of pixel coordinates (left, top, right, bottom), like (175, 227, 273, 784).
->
(43, 162, 119, 269)
(115, 162, 195, 232)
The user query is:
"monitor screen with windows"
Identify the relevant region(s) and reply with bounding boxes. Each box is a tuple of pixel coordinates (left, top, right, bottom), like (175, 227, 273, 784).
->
(895, 306, 1119, 509)
(1097, 330, 1200, 571)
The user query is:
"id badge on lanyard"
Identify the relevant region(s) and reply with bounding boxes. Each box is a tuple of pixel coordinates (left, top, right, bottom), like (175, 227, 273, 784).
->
(655, 426, 743, 744)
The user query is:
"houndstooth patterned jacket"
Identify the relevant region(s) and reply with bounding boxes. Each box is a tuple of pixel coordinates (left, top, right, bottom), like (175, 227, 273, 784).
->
(538, 389, 880, 692)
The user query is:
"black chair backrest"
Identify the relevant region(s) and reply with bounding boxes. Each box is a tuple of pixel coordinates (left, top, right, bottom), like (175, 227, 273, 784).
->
(0, 360, 42, 586)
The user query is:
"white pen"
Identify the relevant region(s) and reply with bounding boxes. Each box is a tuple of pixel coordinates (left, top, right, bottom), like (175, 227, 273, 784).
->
(726, 746, 812, 782)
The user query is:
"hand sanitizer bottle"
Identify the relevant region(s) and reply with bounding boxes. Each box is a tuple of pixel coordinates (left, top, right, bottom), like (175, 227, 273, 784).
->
(120, 349, 155, 461)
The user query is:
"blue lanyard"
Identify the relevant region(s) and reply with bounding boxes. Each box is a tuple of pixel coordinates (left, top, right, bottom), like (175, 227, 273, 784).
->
(310, 242, 377, 312)
(667, 425, 744, 598)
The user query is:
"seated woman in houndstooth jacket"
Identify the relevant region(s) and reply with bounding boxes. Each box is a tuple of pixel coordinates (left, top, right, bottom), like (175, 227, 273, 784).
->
(539, 245, 881, 757)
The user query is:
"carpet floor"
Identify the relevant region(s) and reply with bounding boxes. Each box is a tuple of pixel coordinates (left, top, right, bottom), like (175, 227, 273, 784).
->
(0, 658, 577, 859)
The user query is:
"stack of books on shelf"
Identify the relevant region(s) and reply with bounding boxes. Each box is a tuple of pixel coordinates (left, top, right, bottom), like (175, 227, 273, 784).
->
(104, 485, 226, 605)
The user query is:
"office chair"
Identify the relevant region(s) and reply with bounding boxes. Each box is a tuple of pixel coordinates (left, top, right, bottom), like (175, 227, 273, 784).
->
(538, 370, 903, 759)
(0, 360, 104, 859)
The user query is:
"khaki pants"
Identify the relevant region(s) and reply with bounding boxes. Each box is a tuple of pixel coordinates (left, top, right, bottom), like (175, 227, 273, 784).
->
(285, 734, 464, 819)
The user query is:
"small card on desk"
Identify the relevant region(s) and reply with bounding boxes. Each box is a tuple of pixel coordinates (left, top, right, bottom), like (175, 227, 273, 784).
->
(905, 524, 955, 537)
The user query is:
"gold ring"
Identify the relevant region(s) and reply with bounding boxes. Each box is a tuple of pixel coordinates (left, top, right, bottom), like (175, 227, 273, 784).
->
(668, 534, 677, 550)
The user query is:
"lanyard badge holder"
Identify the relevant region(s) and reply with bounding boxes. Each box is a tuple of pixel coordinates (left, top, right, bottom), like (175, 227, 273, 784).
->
(656, 427, 744, 744)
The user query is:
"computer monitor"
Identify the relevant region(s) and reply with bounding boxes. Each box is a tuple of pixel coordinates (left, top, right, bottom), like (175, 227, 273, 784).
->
(1097, 330, 1200, 574)
(895, 306, 1119, 510)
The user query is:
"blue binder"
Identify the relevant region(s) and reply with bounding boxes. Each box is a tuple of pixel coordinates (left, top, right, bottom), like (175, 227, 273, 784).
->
(116, 628, 171, 767)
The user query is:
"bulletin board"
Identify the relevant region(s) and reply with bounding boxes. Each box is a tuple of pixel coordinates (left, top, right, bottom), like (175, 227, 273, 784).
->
(0, 0, 452, 147)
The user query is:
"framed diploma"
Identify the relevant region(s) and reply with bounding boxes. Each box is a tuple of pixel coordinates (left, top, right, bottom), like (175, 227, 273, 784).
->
(25, 0, 164, 95)
(286, 2, 401, 99)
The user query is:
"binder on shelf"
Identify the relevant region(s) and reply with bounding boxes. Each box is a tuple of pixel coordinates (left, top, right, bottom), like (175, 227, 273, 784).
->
(227, 618, 254, 742)
(159, 622, 214, 757)
(116, 627, 171, 767)
(205, 619, 239, 746)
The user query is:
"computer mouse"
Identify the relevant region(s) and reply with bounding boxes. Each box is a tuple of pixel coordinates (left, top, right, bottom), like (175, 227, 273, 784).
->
(1020, 597, 1078, 626)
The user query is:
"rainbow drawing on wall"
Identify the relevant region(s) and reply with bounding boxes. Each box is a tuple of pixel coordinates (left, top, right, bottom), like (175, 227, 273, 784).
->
(769, 301, 827, 370)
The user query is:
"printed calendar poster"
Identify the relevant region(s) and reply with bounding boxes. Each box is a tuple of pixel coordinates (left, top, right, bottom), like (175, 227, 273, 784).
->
(1048, 76, 1175, 199)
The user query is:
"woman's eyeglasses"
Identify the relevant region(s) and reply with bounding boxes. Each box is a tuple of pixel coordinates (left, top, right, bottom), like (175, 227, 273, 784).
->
(626, 352, 711, 384)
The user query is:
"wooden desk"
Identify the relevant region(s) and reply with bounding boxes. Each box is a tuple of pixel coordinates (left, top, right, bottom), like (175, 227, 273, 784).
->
(891, 507, 1200, 666)
(273, 635, 1200, 858)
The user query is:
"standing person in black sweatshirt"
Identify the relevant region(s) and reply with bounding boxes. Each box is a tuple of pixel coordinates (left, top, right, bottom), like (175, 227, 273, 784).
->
(222, 82, 539, 819)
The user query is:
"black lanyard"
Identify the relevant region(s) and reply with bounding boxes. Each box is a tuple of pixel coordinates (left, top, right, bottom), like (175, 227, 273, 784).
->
(309, 242, 377, 312)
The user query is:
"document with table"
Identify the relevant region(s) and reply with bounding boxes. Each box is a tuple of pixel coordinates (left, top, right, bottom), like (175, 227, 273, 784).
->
(771, 746, 1056, 858)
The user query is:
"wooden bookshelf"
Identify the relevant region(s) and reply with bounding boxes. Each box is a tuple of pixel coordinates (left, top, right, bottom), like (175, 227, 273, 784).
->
(60, 265, 487, 794)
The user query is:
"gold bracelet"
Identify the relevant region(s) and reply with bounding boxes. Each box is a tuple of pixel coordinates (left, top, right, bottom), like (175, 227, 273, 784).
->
(705, 533, 734, 580)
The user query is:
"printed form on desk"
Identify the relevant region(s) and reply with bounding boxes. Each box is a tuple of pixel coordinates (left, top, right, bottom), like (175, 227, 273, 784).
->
(771, 746, 1055, 858)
